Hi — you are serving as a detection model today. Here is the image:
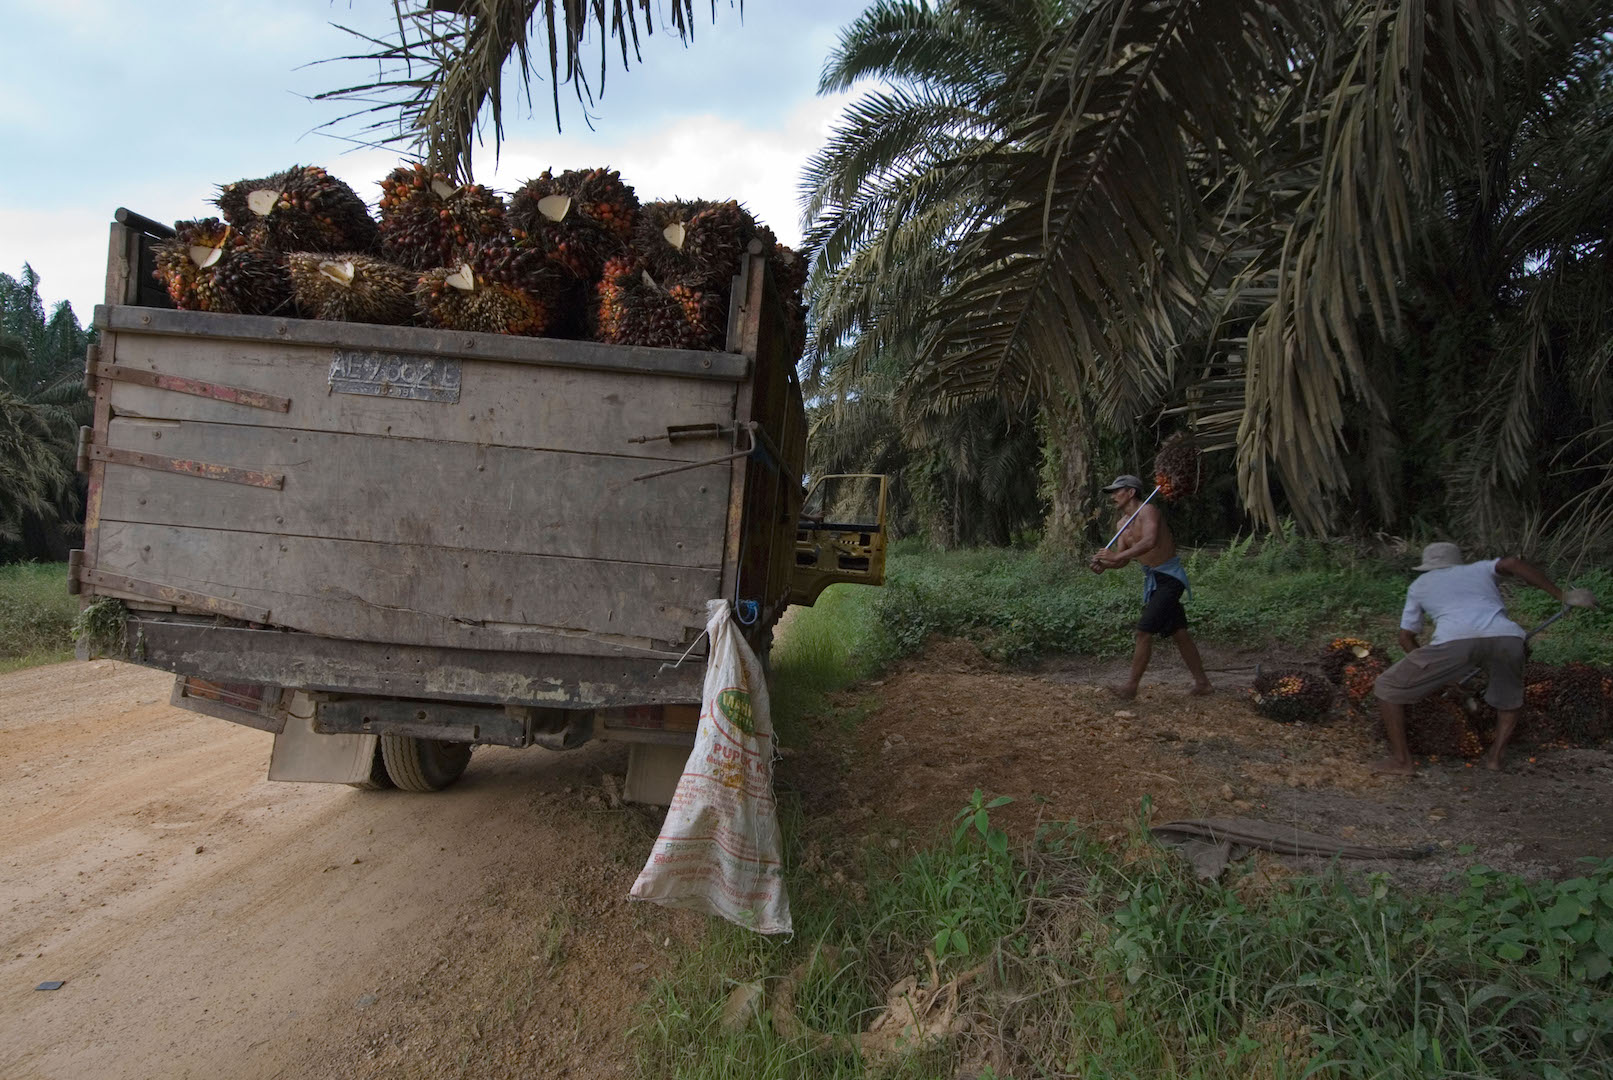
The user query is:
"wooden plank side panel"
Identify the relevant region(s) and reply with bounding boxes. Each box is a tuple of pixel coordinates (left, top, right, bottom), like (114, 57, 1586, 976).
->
(94, 521, 716, 654)
(103, 334, 740, 461)
(99, 418, 728, 567)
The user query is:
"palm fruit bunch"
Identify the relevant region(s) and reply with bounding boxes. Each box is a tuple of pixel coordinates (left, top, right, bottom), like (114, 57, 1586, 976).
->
(216, 165, 378, 254)
(1537, 662, 1610, 746)
(416, 260, 551, 336)
(1397, 691, 1485, 757)
(595, 255, 727, 350)
(508, 167, 638, 280)
(284, 253, 417, 326)
(1341, 655, 1389, 707)
(771, 243, 810, 359)
(376, 164, 507, 271)
(1320, 637, 1378, 684)
(635, 198, 765, 287)
(1152, 432, 1201, 501)
(1250, 668, 1334, 723)
(153, 219, 292, 315)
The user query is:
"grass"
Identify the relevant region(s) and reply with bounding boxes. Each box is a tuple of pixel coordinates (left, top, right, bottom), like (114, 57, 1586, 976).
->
(632, 540, 1613, 1080)
(866, 534, 1613, 667)
(0, 561, 77, 673)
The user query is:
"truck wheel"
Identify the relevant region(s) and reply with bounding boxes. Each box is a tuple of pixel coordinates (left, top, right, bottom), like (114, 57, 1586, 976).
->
(380, 735, 472, 792)
(347, 741, 396, 790)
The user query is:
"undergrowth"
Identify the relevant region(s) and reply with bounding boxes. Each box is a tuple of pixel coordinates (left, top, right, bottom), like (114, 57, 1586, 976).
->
(0, 561, 76, 672)
(636, 793, 1613, 1079)
(869, 535, 1612, 667)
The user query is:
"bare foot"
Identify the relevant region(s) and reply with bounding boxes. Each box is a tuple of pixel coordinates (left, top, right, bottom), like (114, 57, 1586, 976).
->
(1370, 756, 1417, 777)
(1188, 680, 1212, 697)
(1109, 683, 1138, 701)
(1482, 754, 1503, 772)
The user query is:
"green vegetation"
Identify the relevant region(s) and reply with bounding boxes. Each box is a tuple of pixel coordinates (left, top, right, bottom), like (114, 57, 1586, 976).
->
(1, 266, 92, 562)
(0, 561, 77, 673)
(868, 539, 1613, 667)
(635, 548, 1613, 1079)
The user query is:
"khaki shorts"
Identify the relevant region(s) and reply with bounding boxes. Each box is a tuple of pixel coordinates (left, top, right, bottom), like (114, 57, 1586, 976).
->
(1374, 636, 1525, 711)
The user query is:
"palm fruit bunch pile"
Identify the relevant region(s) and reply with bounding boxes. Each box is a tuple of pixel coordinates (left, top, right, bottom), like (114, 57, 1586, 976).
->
(1152, 432, 1201, 500)
(216, 165, 378, 254)
(376, 165, 508, 271)
(1397, 691, 1486, 758)
(509, 167, 638, 280)
(595, 254, 727, 350)
(284, 253, 417, 326)
(1250, 668, 1334, 723)
(1319, 637, 1377, 684)
(153, 219, 293, 315)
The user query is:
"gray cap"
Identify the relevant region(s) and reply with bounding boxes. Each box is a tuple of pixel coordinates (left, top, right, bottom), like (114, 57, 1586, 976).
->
(1413, 541, 1463, 571)
(1101, 474, 1145, 494)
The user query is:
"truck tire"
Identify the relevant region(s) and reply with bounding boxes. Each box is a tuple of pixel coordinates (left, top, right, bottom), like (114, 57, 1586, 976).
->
(380, 735, 472, 792)
(347, 741, 396, 790)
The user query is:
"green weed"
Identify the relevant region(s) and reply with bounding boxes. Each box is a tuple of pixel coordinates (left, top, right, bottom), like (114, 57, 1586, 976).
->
(0, 561, 77, 671)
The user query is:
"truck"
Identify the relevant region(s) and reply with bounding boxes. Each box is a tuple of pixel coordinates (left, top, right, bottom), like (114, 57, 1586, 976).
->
(69, 208, 888, 802)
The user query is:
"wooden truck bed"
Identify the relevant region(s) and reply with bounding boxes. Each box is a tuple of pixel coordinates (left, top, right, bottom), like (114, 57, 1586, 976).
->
(73, 217, 806, 717)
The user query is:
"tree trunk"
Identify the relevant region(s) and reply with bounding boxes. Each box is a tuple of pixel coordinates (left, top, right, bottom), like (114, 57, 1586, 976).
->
(1040, 391, 1094, 551)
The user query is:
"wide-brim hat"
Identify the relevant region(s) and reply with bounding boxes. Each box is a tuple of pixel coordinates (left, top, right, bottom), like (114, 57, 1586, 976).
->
(1101, 474, 1145, 494)
(1413, 541, 1463, 571)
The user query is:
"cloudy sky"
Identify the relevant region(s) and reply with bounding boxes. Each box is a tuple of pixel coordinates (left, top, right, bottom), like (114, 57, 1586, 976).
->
(0, 0, 871, 318)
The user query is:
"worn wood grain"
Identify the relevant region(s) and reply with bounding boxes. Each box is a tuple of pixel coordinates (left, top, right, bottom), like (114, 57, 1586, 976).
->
(102, 334, 739, 461)
(95, 520, 716, 655)
(125, 617, 706, 708)
(95, 305, 750, 381)
(99, 417, 728, 567)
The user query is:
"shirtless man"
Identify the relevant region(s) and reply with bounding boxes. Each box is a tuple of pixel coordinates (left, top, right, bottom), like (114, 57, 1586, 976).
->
(1088, 474, 1212, 699)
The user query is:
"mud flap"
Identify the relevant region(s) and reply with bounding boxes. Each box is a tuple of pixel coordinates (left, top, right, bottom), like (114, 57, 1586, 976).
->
(624, 743, 691, 806)
(268, 691, 378, 784)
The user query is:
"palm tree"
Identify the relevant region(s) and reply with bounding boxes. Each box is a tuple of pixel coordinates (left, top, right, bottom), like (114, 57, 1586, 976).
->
(315, 1, 740, 178)
(0, 268, 92, 556)
(810, 0, 1613, 544)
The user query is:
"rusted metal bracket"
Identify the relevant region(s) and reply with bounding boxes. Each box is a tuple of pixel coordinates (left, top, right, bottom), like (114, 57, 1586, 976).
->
(93, 361, 292, 412)
(627, 422, 732, 445)
(633, 425, 757, 482)
(89, 445, 285, 489)
(79, 569, 270, 623)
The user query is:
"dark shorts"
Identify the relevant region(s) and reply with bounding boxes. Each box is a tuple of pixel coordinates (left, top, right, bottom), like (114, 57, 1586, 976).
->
(1138, 574, 1188, 636)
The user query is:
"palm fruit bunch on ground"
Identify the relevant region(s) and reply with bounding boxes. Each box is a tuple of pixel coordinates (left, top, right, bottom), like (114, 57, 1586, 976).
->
(216, 165, 377, 254)
(1250, 668, 1334, 723)
(508, 168, 638, 280)
(1152, 432, 1201, 500)
(284, 253, 417, 326)
(153, 220, 292, 315)
(595, 254, 727, 350)
(1397, 690, 1486, 757)
(1532, 661, 1610, 746)
(376, 165, 507, 271)
(1320, 637, 1378, 684)
(416, 258, 552, 336)
(1341, 655, 1389, 708)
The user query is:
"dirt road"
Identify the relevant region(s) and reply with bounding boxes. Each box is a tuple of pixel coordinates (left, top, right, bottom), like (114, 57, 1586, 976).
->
(0, 660, 698, 1080)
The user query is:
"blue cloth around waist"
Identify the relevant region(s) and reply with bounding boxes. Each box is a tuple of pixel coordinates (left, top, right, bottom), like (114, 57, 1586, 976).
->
(1142, 557, 1191, 604)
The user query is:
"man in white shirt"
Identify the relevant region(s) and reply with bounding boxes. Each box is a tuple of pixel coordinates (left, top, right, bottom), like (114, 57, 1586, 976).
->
(1372, 542, 1595, 775)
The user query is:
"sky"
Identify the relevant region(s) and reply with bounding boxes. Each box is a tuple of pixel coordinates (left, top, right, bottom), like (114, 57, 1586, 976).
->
(0, 0, 872, 319)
